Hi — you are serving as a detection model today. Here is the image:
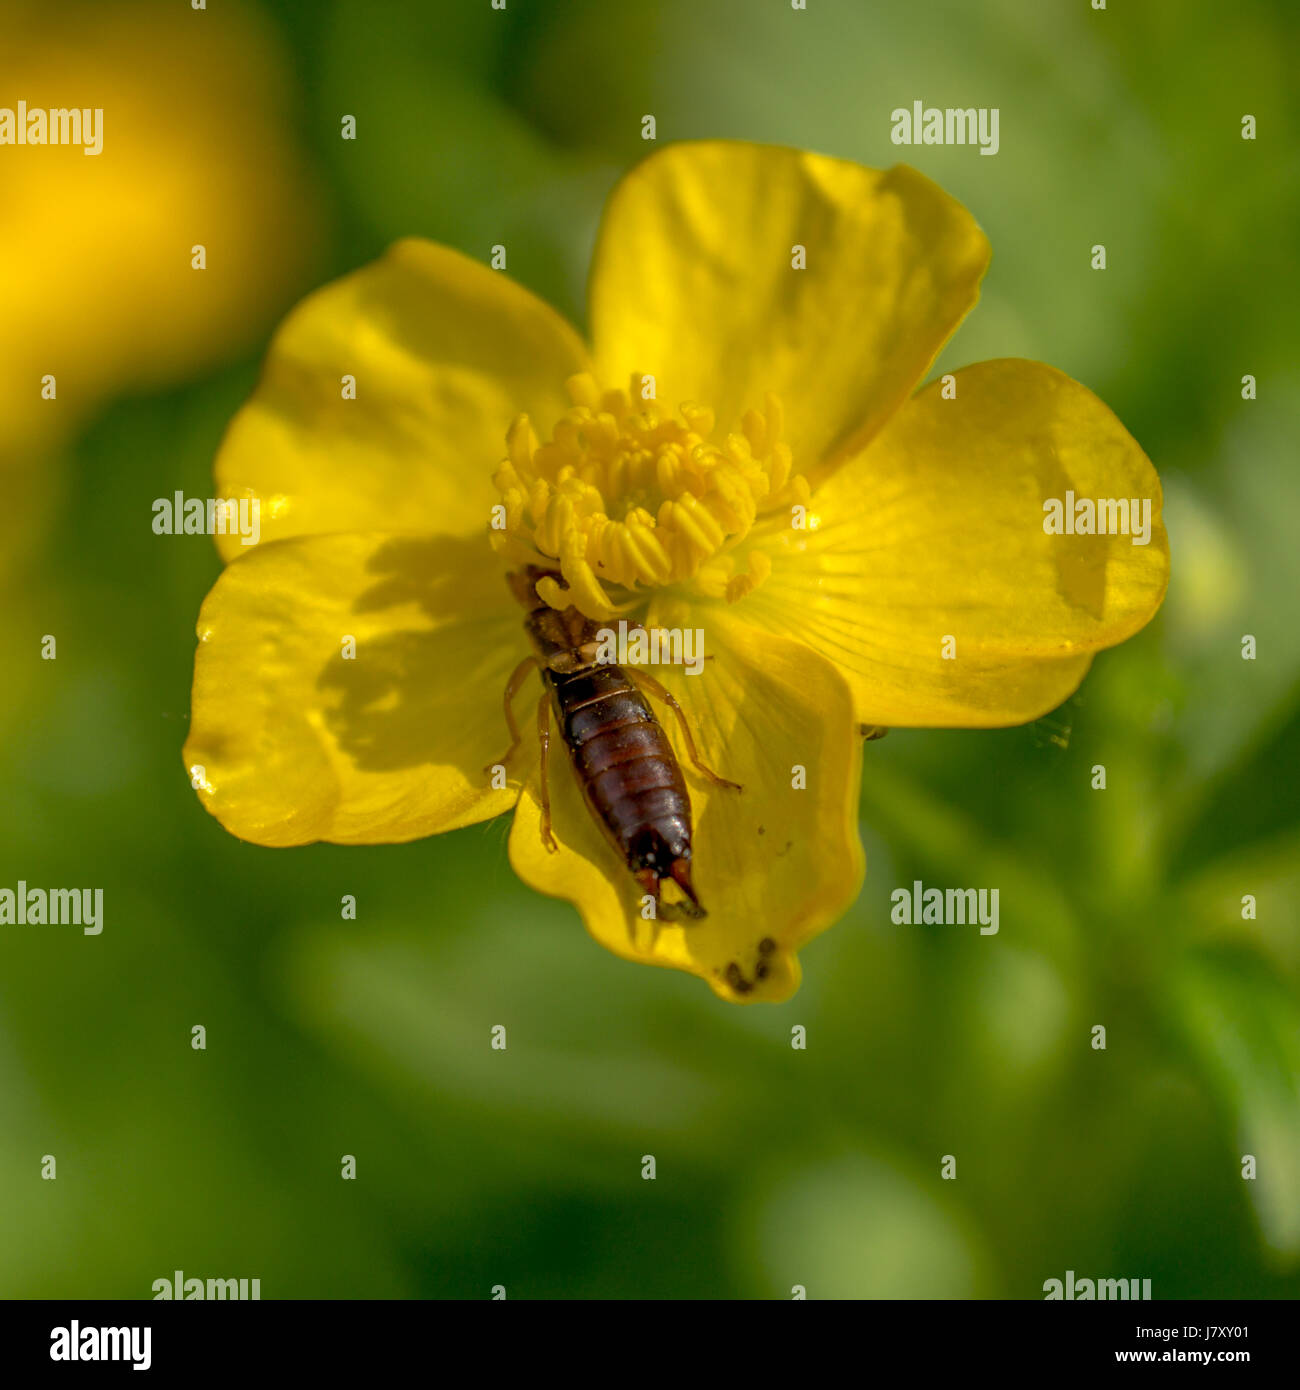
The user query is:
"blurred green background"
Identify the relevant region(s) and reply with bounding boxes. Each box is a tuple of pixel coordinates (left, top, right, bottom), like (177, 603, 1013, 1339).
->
(2, 0, 1298, 1298)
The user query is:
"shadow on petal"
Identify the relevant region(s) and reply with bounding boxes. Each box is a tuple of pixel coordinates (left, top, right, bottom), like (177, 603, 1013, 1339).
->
(316, 534, 528, 781)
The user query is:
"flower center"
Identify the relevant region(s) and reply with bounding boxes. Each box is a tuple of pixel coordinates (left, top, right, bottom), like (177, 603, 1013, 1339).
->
(491, 373, 808, 619)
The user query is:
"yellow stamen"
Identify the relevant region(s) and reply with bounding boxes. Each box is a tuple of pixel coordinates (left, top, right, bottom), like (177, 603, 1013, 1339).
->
(725, 549, 773, 605)
(491, 374, 806, 618)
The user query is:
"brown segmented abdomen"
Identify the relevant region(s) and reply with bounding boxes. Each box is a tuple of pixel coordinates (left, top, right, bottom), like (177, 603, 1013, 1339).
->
(511, 564, 706, 916)
(546, 664, 694, 877)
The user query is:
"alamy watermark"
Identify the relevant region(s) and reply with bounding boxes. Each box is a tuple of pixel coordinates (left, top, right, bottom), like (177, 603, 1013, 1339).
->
(1, 102, 103, 155)
(1044, 1270, 1152, 1300)
(50, 1323, 149, 1370)
(1043, 492, 1152, 546)
(594, 620, 704, 675)
(890, 101, 999, 155)
(891, 879, 999, 935)
(0, 882, 102, 934)
(153, 491, 260, 545)
(152, 1270, 261, 1300)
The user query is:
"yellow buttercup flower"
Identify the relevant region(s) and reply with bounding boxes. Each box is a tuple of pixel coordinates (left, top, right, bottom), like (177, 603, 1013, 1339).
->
(184, 142, 1169, 1003)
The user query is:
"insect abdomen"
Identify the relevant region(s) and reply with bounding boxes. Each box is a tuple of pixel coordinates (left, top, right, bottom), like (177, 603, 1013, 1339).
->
(547, 665, 692, 869)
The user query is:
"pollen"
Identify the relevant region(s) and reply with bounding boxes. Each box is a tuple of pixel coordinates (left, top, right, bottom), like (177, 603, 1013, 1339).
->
(490, 373, 808, 619)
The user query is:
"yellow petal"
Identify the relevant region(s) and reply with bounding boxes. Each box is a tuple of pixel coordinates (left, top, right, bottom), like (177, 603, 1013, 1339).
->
(214, 239, 593, 560)
(741, 359, 1171, 727)
(589, 141, 989, 478)
(507, 615, 864, 1002)
(184, 532, 529, 845)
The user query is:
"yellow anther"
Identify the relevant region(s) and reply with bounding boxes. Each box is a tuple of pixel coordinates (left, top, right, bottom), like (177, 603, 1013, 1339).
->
(506, 415, 537, 478)
(565, 372, 602, 410)
(491, 375, 805, 618)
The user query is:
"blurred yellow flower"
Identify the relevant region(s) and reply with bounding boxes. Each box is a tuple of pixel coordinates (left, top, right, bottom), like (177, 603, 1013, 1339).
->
(0, 0, 323, 746)
(0, 0, 323, 462)
(183, 142, 1168, 1002)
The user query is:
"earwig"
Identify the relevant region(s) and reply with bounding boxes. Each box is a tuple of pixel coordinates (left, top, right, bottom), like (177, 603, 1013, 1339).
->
(497, 566, 739, 920)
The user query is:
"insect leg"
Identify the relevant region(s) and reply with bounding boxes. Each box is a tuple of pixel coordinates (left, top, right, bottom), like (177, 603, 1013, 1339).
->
(484, 655, 539, 774)
(627, 668, 742, 792)
(535, 692, 559, 854)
